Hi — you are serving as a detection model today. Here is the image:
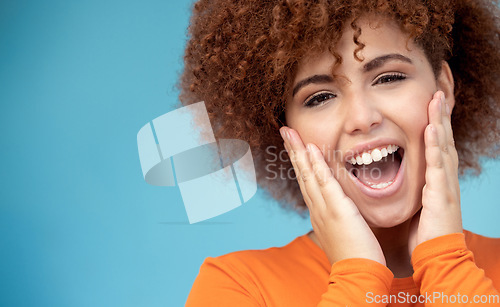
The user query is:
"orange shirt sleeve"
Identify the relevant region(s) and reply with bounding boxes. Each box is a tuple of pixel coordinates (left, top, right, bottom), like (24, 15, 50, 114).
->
(186, 255, 394, 306)
(412, 232, 500, 306)
(186, 232, 500, 306)
(318, 258, 393, 306)
(185, 256, 263, 306)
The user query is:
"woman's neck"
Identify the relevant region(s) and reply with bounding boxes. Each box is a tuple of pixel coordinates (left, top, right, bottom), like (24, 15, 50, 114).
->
(308, 220, 414, 278)
(372, 221, 414, 278)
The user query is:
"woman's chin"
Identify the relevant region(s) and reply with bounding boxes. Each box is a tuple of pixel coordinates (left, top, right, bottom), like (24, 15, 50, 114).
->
(362, 209, 416, 229)
(367, 219, 407, 229)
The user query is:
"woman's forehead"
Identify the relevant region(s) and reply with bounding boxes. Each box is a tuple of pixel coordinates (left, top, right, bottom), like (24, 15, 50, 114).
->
(294, 19, 419, 78)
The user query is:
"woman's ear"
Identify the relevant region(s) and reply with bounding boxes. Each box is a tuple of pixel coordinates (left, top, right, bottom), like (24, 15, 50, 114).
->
(437, 61, 455, 112)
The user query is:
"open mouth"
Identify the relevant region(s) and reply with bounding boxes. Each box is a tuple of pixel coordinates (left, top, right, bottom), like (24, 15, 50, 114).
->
(345, 145, 404, 190)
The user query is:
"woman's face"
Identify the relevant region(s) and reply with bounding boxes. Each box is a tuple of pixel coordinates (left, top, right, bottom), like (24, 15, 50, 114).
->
(285, 17, 452, 228)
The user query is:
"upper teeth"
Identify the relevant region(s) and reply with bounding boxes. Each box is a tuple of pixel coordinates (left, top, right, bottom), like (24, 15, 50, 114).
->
(348, 145, 399, 166)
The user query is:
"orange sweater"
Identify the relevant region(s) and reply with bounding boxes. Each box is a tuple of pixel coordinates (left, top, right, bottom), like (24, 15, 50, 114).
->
(186, 230, 500, 306)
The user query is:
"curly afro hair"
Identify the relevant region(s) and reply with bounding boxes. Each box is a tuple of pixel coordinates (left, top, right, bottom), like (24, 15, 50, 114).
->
(178, 0, 500, 214)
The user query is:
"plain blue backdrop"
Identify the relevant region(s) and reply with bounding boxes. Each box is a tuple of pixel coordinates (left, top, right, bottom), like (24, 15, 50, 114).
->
(1, 1, 499, 306)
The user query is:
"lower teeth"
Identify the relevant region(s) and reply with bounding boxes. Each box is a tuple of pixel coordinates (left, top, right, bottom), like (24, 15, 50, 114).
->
(370, 181, 393, 189)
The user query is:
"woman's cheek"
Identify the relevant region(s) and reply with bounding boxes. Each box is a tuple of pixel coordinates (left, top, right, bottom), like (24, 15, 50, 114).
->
(396, 94, 431, 134)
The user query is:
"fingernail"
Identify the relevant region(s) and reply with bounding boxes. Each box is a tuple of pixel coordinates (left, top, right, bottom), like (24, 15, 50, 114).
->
(445, 103, 451, 115)
(280, 128, 286, 140)
(440, 92, 445, 102)
(281, 128, 290, 141)
(286, 129, 293, 141)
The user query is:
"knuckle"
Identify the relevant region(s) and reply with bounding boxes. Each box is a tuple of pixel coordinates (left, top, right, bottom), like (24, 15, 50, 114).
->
(432, 159, 444, 169)
(441, 144, 448, 154)
(313, 166, 330, 186)
(445, 192, 459, 206)
(316, 173, 330, 187)
(311, 161, 321, 175)
(301, 169, 312, 182)
(295, 171, 303, 184)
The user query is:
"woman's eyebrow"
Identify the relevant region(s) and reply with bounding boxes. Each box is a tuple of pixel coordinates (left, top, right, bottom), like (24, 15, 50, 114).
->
(291, 54, 411, 97)
(363, 54, 413, 72)
(292, 74, 333, 97)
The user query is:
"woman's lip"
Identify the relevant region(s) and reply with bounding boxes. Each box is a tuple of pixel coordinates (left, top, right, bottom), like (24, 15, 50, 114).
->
(347, 151, 405, 199)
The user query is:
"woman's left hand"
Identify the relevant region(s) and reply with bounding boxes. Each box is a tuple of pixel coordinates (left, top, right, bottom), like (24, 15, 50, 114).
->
(408, 91, 463, 256)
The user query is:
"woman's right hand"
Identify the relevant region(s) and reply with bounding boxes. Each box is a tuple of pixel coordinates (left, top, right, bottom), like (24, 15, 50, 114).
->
(280, 127, 386, 266)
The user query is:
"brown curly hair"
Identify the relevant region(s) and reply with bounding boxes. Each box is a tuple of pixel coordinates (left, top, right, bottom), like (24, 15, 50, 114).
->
(178, 0, 500, 214)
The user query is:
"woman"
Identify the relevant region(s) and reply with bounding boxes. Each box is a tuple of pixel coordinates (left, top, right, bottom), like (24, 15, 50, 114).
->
(181, 0, 500, 305)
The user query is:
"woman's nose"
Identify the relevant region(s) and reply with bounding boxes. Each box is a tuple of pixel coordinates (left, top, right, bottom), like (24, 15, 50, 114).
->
(343, 94, 383, 134)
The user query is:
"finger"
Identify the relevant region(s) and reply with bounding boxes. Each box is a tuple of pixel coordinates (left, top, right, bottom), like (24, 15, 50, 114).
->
(283, 140, 313, 206)
(424, 123, 447, 203)
(442, 96, 455, 146)
(439, 97, 461, 196)
(442, 96, 459, 170)
(438, 92, 456, 160)
(280, 127, 299, 171)
(284, 141, 311, 205)
(428, 91, 448, 154)
(428, 92, 459, 188)
(287, 129, 327, 211)
(281, 127, 316, 207)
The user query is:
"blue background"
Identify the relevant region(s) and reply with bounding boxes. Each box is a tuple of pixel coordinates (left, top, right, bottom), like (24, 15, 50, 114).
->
(1, 1, 499, 306)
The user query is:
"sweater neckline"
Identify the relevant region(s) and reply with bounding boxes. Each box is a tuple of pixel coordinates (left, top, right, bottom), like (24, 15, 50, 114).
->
(300, 231, 417, 291)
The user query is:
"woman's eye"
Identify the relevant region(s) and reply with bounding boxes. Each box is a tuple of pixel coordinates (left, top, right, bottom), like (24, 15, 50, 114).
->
(304, 92, 336, 108)
(373, 73, 406, 85)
